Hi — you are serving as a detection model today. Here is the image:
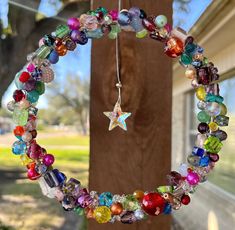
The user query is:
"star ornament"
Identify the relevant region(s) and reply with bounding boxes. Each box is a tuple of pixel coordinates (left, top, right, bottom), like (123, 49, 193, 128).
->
(103, 102, 131, 131)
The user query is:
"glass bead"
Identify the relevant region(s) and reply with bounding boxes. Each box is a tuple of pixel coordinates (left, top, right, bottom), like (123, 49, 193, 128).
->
(166, 171, 182, 186)
(13, 108, 28, 126)
(48, 50, 59, 64)
(185, 66, 196, 79)
(74, 206, 84, 215)
(142, 18, 156, 32)
(142, 192, 166, 216)
(13, 90, 25, 102)
(136, 29, 148, 38)
(206, 83, 220, 95)
(94, 206, 112, 224)
(67, 17, 80, 30)
(128, 7, 141, 17)
(12, 140, 26, 155)
(55, 25, 70, 38)
(192, 146, 205, 157)
(134, 209, 146, 220)
(157, 185, 174, 193)
(31, 67, 42, 81)
(96, 6, 108, 15)
(27, 167, 40, 180)
(139, 9, 147, 19)
(35, 81, 45, 95)
(20, 154, 32, 166)
(19, 71, 31, 83)
(14, 126, 25, 136)
(43, 154, 55, 166)
(211, 129, 227, 141)
(104, 15, 112, 25)
(14, 72, 24, 90)
(154, 15, 167, 28)
(133, 190, 144, 200)
(130, 15, 144, 33)
(197, 122, 209, 134)
(197, 101, 207, 110)
(43, 34, 55, 47)
(178, 163, 188, 177)
(118, 10, 131, 26)
(79, 14, 98, 31)
(197, 111, 211, 123)
(206, 93, 224, 103)
(77, 190, 93, 208)
(121, 211, 137, 224)
(204, 136, 222, 153)
(35, 45, 51, 59)
(180, 53, 192, 65)
(208, 153, 219, 162)
(35, 163, 47, 174)
(196, 86, 206, 101)
(219, 103, 227, 116)
(109, 9, 118, 20)
(205, 102, 221, 117)
(214, 115, 229, 126)
(185, 43, 197, 55)
(197, 67, 211, 85)
(187, 155, 200, 167)
(163, 203, 172, 214)
(55, 44, 67, 56)
(86, 28, 103, 39)
(199, 156, 210, 167)
(186, 171, 200, 185)
(208, 122, 218, 131)
(41, 66, 54, 83)
(110, 202, 123, 215)
(23, 79, 36, 92)
(123, 195, 140, 211)
(195, 133, 207, 148)
(99, 192, 113, 207)
(164, 37, 184, 58)
(27, 90, 39, 103)
(181, 194, 190, 205)
(22, 131, 32, 142)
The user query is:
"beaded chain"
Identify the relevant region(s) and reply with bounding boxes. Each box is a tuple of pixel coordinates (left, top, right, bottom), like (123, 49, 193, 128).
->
(8, 6, 229, 224)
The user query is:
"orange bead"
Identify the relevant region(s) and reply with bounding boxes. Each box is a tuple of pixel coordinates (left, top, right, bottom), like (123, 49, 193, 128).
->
(13, 126, 25, 136)
(133, 190, 144, 201)
(85, 207, 94, 219)
(164, 37, 184, 58)
(110, 202, 123, 215)
(55, 44, 67, 56)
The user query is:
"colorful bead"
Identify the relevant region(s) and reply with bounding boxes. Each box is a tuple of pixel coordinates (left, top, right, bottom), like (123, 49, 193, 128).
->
(67, 17, 80, 30)
(99, 192, 113, 207)
(214, 115, 229, 126)
(154, 15, 167, 28)
(208, 122, 218, 131)
(197, 122, 209, 134)
(94, 206, 112, 224)
(164, 37, 184, 58)
(186, 171, 200, 185)
(181, 194, 190, 205)
(13, 108, 28, 126)
(55, 25, 70, 38)
(204, 136, 222, 153)
(196, 86, 206, 101)
(12, 140, 27, 155)
(43, 154, 55, 166)
(110, 202, 123, 215)
(205, 102, 221, 117)
(197, 111, 211, 123)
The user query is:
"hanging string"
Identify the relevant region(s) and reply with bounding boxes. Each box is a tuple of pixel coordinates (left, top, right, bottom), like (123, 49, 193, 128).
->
(115, 0, 122, 104)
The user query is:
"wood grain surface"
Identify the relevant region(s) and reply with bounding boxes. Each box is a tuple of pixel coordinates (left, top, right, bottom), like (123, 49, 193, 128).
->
(89, 0, 172, 229)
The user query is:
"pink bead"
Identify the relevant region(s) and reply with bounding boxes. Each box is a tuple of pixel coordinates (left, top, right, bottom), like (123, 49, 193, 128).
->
(43, 154, 55, 166)
(109, 10, 119, 20)
(67, 17, 80, 30)
(27, 63, 35, 72)
(38, 38, 45, 47)
(186, 172, 200, 185)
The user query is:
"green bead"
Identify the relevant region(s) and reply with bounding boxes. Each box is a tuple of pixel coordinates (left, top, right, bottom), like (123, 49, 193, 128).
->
(35, 45, 51, 59)
(108, 32, 117, 39)
(180, 53, 192, 65)
(27, 90, 39, 103)
(204, 136, 223, 153)
(122, 195, 140, 211)
(156, 186, 174, 193)
(197, 111, 211, 123)
(154, 15, 167, 28)
(136, 29, 148, 38)
(95, 7, 108, 15)
(110, 24, 121, 34)
(185, 43, 197, 55)
(35, 81, 45, 95)
(74, 207, 84, 215)
(55, 25, 70, 38)
(206, 93, 224, 104)
(13, 108, 28, 126)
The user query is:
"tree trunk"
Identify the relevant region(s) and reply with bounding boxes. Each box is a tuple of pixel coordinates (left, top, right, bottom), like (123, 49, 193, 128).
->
(89, 0, 172, 230)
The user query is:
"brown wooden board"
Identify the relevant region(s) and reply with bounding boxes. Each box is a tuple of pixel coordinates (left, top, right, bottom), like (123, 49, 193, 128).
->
(89, 0, 172, 229)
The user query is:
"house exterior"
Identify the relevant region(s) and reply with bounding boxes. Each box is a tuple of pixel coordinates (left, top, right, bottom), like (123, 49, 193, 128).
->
(172, 0, 235, 229)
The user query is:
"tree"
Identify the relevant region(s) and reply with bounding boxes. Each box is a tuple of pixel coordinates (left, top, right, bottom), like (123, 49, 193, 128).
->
(48, 75, 89, 135)
(0, 0, 89, 105)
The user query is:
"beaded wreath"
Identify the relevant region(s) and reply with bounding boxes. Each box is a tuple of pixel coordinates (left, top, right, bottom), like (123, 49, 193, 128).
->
(9, 6, 229, 224)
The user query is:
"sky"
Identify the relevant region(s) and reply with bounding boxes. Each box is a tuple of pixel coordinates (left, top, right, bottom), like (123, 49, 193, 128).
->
(1, 0, 212, 108)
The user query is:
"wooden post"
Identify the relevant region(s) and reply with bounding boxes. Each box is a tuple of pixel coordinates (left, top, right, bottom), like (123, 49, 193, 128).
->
(89, 0, 172, 229)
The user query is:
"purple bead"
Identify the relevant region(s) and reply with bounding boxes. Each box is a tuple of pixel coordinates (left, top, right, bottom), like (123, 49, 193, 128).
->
(43, 154, 55, 166)
(70, 30, 88, 45)
(24, 79, 36, 91)
(186, 172, 200, 185)
(67, 17, 80, 30)
(48, 50, 59, 64)
(128, 7, 141, 17)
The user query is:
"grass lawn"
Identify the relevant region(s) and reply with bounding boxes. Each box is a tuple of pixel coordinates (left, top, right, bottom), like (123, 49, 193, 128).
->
(0, 134, 89, 230)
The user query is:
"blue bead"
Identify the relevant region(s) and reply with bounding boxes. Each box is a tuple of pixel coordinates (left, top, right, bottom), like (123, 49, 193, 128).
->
(27, 90, 39, 103)
(48, 50, 59, 64)
(53, 169, 67, 184)
(12, 140, 27, 155)
(99, 192, 113, 207)
(163, 203, 172, 214)
(192, 146, 205, 157)
(199, 156, 210, 167)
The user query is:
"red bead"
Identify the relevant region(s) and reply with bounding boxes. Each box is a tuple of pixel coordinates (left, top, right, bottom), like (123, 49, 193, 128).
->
(181, 194, 191, 205)
(13, 126, 25, 136)
(13, 90, 25, 102)
(142, 192, 166, 216)
(27, 167, 40, 180)
(19, 71, 31, 83)
(142, 18, 156, 32)
(164, 37, 184, 58)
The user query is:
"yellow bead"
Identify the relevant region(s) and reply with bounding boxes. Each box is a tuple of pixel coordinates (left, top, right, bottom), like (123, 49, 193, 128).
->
(220, 103, 227, 116)
(94, 206, 111, 224)
(209, 122, 218, 132)
(196, 86, 206, 101)
(20, 154, 32, 166)
(136, 29, 148, 38)
(133, 190, 144, 200)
